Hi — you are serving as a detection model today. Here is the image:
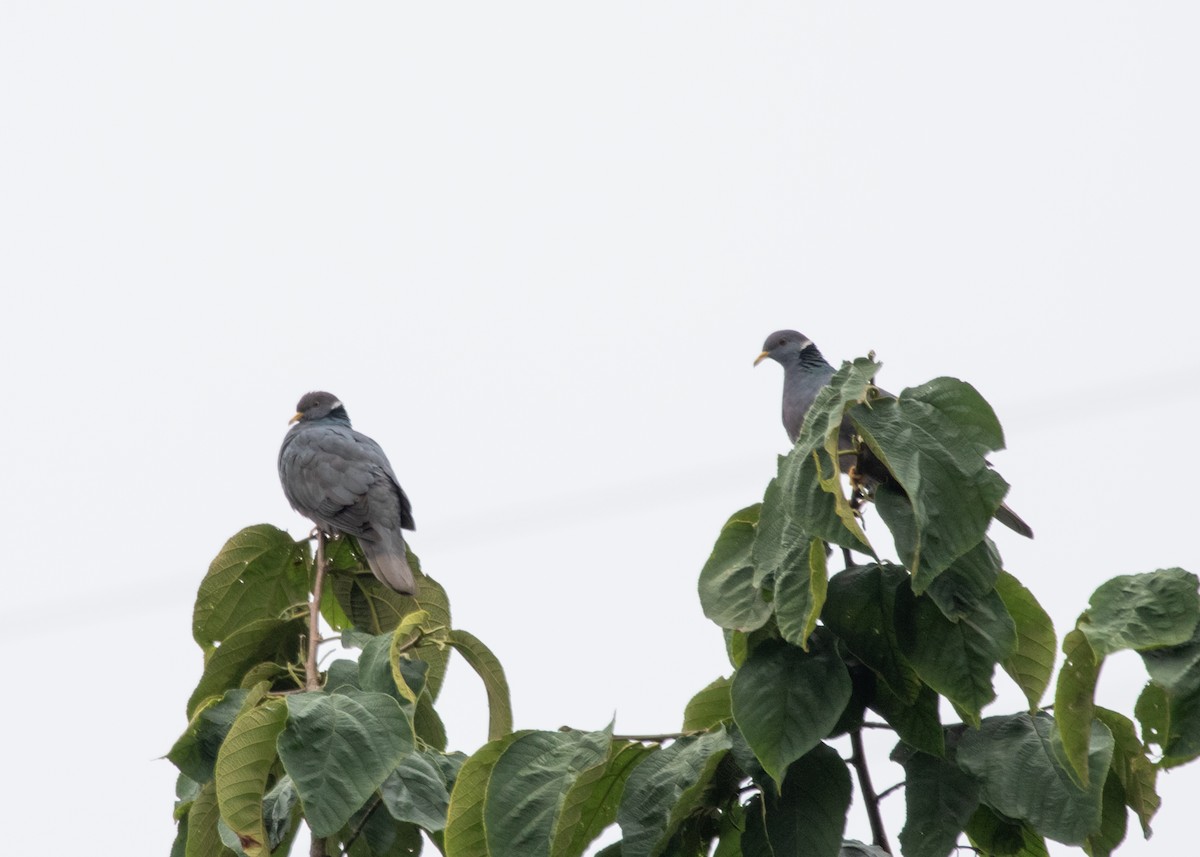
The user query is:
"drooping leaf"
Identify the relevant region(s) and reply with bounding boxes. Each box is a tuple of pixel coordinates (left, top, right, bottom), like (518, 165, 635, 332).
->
(480, 728, 612, 857)
(186, 617, 306, 718)
(185, 781, 237, 857)
(775, 537, 828, 649)
(741, 744, 852, 857)
(277, 690, 414, 837)
(616, 728, 732, 857)
(823, 562, 920, 702)
(731, 635, 852, 784)
(894, 749, 979, 857)
(956, 712, 1113, 846)
(169, 689, 250, 784)
(193, 524, 310, 651)
(1054, 629, 1102, 787)
(699, 505, 773, 632)
(682, 676, 732, 732)
(895, 586, 1015, 726)
(922, 537, 1001, 620)
(262, 776, 300, 852)
(1093, 707, 1159, 838)
(964, 804, 1050, 857)
(870, 681, 944, 757)
(996, 570, 1057, 711)
(214, 697, 287, 857)
(446, 629, 514, 741)
(1084, 770, 1128, 857)
(849, 378, 1009, 584)
(380, 750, 455, 831)
(1078, 569, 1200, 657)
(389, 610, 431, 703)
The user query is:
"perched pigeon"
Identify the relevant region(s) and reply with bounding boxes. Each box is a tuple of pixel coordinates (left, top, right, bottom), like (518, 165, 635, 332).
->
(755, 330, 1033, 538)
(279, 391, 418, 594)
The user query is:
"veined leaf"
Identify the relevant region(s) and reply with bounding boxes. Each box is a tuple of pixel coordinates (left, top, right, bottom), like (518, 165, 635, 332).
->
(214, 697, 287, 857)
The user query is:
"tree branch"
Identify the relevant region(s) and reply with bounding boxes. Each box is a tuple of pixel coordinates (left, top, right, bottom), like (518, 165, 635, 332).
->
(307, 532, 329, 857)
(850, 728, 892, 854)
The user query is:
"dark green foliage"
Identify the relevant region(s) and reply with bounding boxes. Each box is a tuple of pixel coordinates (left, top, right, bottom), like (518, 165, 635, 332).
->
(168, 358, 1198, 856)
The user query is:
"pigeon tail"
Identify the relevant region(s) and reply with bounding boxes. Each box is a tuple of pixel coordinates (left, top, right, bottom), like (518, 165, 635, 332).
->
(359, 531, 418, 595)
(994, 502, 1034, 539)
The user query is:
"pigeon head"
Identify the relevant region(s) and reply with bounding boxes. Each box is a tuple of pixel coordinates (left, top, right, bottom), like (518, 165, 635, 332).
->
(290, 391, 349, 424)
(754, 330, 817, 367)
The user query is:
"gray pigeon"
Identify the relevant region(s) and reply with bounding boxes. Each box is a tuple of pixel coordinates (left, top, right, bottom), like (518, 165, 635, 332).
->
(279, 391, 418, 594)
(755, 330, 1033, 538)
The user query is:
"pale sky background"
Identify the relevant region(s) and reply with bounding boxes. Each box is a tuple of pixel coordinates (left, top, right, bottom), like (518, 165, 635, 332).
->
(3, 4, 1198, 855)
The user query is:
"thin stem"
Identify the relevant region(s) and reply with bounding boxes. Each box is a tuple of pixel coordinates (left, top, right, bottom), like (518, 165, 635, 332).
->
(306, 531, 328, 692)
(842, 547, 854, 569)
(604, 730, 702, 743)
(878, 781, 905, 801)
(850, 728, 892, 854)
(341, 796, 383, 855)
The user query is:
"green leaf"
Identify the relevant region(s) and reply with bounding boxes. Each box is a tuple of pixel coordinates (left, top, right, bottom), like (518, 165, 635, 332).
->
(1079, 569, 1200, 656)
(554, 741, 655, 857)
(186, 617, 306, 718)
(389, 610, 431, 703)
(823, 563, 920, 702)
(1093, 707, 1159, 837)
(964, 804, 1050, 857)
(380, 750, 455, 831)
(922, 537, 1001, 620)
(262, 776, 300, 852)
(870, 681, 944, 757)
(193, 525, 310, 651)
(1053, 629, 1102, 787)
(616, 728, 732, 857)
(956, 712, 1113, 845)
(479, 728, 613, 857)
(278, 689, 415, 837)
(444, 731, 529, 857)
(775, 537, 828, 649)
(731, 635, 852, 784)
(445, 629, 513, 741)
(779, 357, 879, 554)
(214, 697, 287, 857)
(750, 472, 791, 587)
(169, 689, 249, 784)
(996, 571, 1057, 711)
(895, 586, 1015, 726)
(895, 749, 979, 857)
(848, 378, 1010, 583)
(699, 505, 773, 632)
(682, 677, 732, 732)
(741, 744, 851, 857)
(185, 781, 237, 857)
(1084, 770, 1127, 857)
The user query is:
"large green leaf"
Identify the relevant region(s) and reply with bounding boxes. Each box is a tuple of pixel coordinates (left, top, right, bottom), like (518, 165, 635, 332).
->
(193, 525, 310, 651)
(447, 629, 513, 741)
(996, 571, 1056, 711)
(740, 744, 851, 857)
(731, 635, 851, 784)
(1053, 629, 1102, 787)
(923, 537, 1001, 620)
(869, 681, 944, 757)
(848, 378, 1009, 584)
(185, 781, 237, 857)
(169, 689, 249, 784)
(1085, 770, 1128, 857)
(699, 505, 773, 632)
(1093, 707, 1159, 838)
(774, 537, 828, 649)
(444, 731, 529, 857)
(186, 617, 306, 718)
(214, 697, 287, 857)
(1136, 620, 1200, 767)
(964, 804, 1050, 857)
(823, 562, 920, 701)
(616, 729, 732, 857)
(956, 713, 1113, 845)
(894, 748, 979, 857)
(682, 677, 732, 732)
(482, 728, 613, 857)
(380, 750, 455, 831)
(553, 741, 654, 857)
(896, 586, 1015, 725)
(1078, 569, 1200, 656)
(277, 690, 414, 837)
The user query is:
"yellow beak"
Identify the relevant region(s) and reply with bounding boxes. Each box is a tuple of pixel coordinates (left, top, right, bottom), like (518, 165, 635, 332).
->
(289, 412, 303, 424)
(753, 350, 771, 367)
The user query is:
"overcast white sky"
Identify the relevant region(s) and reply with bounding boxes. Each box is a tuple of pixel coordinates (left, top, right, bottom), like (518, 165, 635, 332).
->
(3, 4, 1198, 855)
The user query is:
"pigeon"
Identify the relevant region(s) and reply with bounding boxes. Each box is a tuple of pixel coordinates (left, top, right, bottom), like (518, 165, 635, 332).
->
(755, 330, 1033, 538)
(278, 391, 418, 594)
